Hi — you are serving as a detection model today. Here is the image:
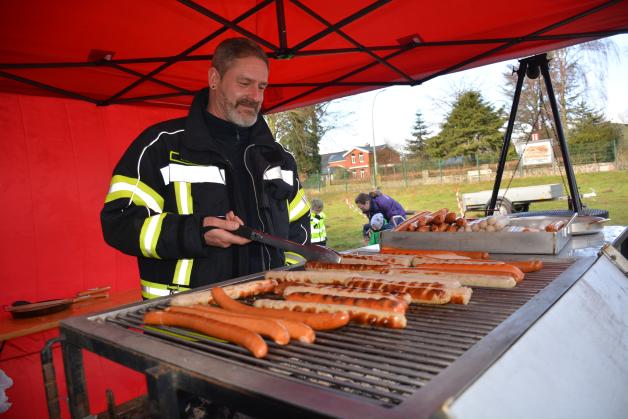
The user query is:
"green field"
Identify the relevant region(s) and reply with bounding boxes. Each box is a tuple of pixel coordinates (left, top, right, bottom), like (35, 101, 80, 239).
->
(305, 170, 628, 251)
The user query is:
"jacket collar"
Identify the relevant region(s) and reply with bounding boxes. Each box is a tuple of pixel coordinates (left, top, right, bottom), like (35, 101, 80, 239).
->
(183, 88, 276, 152)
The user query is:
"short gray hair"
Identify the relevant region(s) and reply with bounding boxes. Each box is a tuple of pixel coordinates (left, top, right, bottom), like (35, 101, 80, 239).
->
(212, 37, 268, 76)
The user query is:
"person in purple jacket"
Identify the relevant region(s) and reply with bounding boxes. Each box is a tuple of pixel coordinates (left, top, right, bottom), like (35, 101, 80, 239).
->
(355, 191, 406, 240)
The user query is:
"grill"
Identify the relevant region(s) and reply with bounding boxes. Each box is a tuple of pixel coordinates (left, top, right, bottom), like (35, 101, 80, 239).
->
(59, 257, 594, 418)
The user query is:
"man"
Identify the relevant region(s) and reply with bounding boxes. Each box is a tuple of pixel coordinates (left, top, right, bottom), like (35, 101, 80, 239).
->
(101, 38, 310, 299)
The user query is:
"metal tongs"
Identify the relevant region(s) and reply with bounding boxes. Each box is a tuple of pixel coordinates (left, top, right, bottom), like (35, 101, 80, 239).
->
(232, 225, 342, 263)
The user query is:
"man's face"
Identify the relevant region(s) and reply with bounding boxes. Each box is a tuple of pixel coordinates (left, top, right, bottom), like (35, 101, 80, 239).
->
(208, 56, 268, 127)
(357, 201, 370, 212)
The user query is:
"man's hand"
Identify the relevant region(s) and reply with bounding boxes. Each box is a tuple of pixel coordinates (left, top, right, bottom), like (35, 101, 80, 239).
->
(202, 211, 251, 248)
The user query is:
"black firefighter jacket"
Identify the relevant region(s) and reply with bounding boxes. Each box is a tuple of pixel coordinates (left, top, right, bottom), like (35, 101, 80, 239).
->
(101, 89, 310, 299)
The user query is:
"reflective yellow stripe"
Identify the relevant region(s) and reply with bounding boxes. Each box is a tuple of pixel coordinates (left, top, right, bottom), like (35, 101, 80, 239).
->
(288, 188, 310, 222)
(284, 251, 306, 265)
(139, 214, 166, 258)
(173, 259, 193, 286)
(105, 175, 164, 213)
(140, 279, 190, 299)
(173, 181, 193, 286)
(174, 181, 193, 214)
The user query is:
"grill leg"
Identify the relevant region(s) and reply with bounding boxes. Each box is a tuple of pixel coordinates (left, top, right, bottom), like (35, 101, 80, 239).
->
(62, 341, 90, 418)
(41, 337, 65, 419)
(146, 365, 181, 419)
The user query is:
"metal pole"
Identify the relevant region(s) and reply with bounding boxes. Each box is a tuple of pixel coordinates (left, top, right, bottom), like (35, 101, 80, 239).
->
(539, 55, 583, 212)
(487, 59, 528, 215)
(371, 89, 385, 188)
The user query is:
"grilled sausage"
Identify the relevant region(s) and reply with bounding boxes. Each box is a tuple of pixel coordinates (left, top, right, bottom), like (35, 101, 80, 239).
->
(393, 211, 430, 232)
(166, 306, 290, 345)
(341, 253, 415, 267)
(211, 287, 350, 331)
(409, 264, 524, 282)
(143, 310, 267, 358)
(188, 305, 315, 344)
(445, 212, 457, 224)
(253, 299, 407, 329)
(171, 279, 277, 307)
(545, 220, 566, 232)
(379, 247, 489, 259)
(340, 279, 452, 304)
(282, 284, 410, 305)
(285, 293, 407, 313)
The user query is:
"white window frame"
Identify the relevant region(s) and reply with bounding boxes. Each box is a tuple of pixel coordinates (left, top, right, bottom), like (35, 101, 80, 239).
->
(351, 154, 356, 164)
(359, 153, 364, 163)
(360, 169, 365, 178)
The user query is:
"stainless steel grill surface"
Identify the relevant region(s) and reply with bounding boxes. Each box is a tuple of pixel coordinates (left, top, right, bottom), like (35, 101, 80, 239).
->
(95, 260, 574, 410)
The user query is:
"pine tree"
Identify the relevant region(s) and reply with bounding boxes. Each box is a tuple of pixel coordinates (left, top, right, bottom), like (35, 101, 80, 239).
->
(425, 90, 505, 160)
(568, 101, 620, 155)
(405, 111, 430, 159)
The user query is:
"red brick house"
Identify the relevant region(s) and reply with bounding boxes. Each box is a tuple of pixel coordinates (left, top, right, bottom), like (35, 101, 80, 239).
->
(320, 144, 401, 180)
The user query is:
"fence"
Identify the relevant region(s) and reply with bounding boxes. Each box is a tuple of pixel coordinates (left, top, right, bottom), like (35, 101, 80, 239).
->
(303, 140, 623, 192)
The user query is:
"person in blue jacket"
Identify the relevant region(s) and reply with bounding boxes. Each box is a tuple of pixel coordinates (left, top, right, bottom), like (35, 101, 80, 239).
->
(355, 190, 406, 240)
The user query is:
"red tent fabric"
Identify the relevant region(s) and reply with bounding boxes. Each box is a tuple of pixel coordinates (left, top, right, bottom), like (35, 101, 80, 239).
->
(0, 1, 627, 418)
(1, 0, 627, 112)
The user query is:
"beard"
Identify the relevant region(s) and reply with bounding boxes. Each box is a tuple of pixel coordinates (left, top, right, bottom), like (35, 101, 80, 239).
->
(225, 97, 261, 127)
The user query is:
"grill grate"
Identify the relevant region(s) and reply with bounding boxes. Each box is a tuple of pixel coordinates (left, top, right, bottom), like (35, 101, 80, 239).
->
(99, 260, 573, 408)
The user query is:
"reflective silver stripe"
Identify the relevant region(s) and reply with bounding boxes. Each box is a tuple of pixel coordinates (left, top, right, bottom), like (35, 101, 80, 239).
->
(161, 164, 225, 185)
(140, 214, 166, 258)
(263, 166, 293, 186)
(108, 180, 163, 213)
(141, 284, 171, 297)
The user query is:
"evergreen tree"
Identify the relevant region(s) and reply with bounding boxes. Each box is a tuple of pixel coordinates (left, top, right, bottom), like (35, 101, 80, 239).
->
(405, 111, 430, 159)
(568, 101, 621, 154)
(425, 90, 505, 159)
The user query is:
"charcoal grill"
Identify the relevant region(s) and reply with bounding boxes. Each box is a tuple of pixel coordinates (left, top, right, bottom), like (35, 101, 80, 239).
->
(53, 253, 603, 419)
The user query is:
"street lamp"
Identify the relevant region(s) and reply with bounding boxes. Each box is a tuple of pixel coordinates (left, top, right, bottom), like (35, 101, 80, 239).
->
(371, 88, 386, 188)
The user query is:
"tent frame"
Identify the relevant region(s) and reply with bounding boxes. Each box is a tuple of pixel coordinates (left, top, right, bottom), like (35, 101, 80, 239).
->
(0, 0, 625, 110)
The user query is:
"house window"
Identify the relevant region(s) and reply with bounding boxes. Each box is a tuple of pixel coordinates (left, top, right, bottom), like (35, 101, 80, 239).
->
(360, 169, 365, 178)
(352, 170, 357, 178)
(351, 154, 355, 164)
(359, 153, 364, 163)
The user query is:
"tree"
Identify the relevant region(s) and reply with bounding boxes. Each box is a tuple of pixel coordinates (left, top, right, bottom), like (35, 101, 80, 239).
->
(405, 111, 430, 159)
(502, 39, 618, 142)
(266, 103, 329, 176)
(568, 101, 621, 156)
(425, 90, 505, 159)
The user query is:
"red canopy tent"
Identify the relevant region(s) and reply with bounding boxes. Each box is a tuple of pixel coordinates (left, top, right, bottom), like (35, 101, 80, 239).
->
(0, 1, 627, 418)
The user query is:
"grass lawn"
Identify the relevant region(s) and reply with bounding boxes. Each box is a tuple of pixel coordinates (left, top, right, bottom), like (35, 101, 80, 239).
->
(306, 170, 628, 251)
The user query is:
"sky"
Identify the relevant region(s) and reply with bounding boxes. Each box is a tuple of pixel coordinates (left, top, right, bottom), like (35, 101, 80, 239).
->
(319, 34, 628, 155)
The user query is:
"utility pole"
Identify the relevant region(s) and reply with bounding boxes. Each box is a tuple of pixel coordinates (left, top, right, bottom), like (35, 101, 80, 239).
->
(371, 89, 385, 188)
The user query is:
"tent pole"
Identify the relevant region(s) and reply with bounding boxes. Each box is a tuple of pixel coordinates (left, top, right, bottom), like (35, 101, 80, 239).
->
(539, 55, 583, 212)
(487, 59, 527, 215)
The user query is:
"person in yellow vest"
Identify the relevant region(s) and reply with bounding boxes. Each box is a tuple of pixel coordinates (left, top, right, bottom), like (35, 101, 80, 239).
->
(310, 198, 327, 246)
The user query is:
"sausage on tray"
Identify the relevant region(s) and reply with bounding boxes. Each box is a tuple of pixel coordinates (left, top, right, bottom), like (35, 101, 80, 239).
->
(211, 287, 350, 331)
(143, 310, 268, 358)
(166, 306, 290, 345)
(253, 299, 407, 329)
(282, 284, 410, 305)
(379, 247, 490, 259)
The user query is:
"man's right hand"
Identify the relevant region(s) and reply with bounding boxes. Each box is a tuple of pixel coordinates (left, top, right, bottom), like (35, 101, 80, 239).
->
(202, 211, 251, 248)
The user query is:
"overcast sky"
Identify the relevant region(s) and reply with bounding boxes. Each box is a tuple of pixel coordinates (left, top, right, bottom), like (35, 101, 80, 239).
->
(319, 34, 628, 154)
